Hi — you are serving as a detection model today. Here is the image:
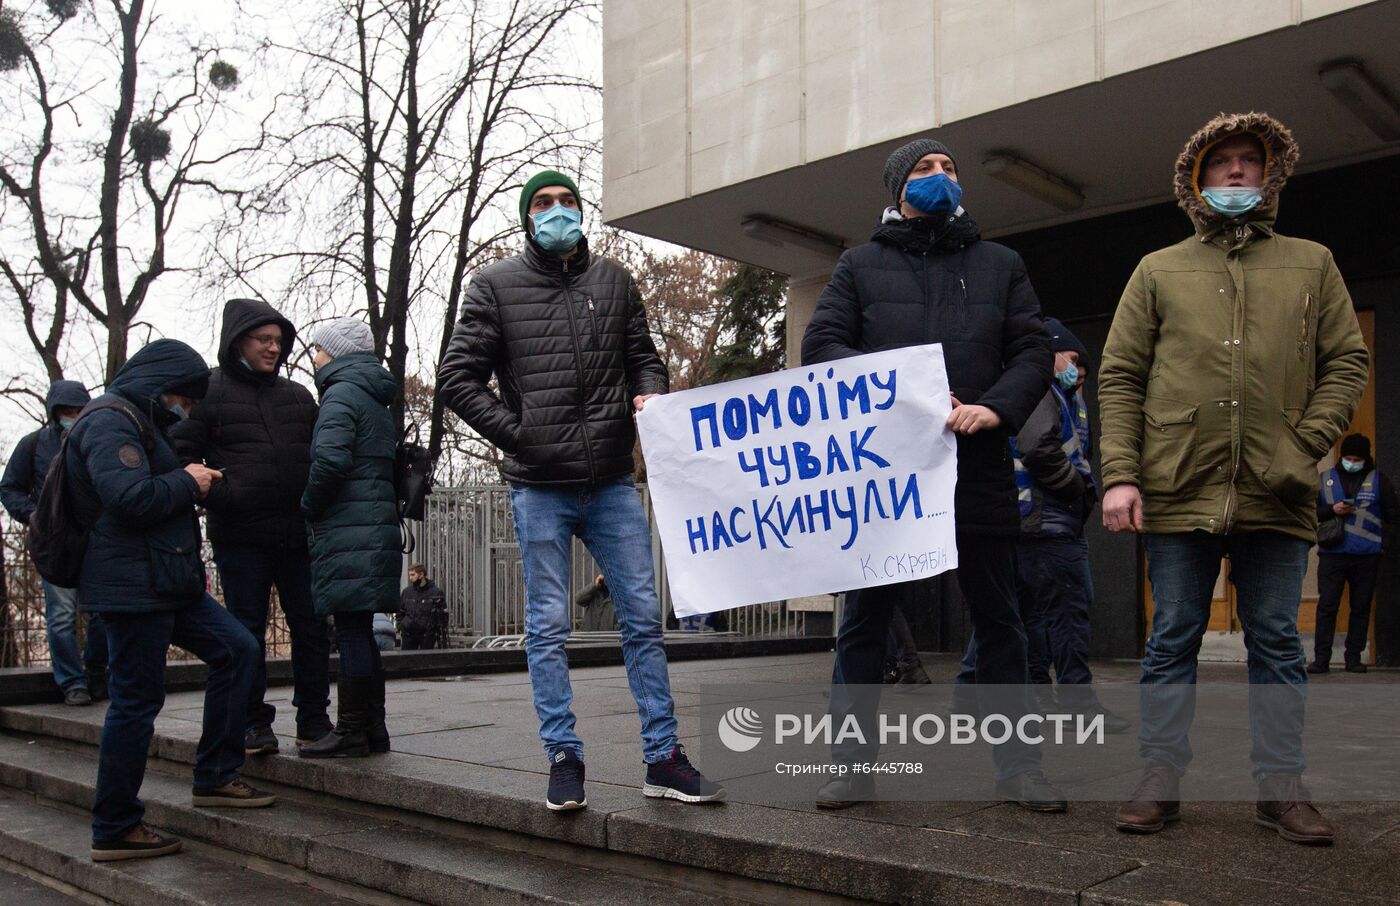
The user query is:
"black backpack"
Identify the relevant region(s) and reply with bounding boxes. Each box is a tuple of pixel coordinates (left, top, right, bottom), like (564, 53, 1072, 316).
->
(26, 399, 155, 587)
(395, 423, 435, 522)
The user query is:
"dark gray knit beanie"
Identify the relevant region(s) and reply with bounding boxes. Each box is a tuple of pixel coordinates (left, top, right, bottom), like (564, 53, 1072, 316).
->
(883, 138, 956, 204)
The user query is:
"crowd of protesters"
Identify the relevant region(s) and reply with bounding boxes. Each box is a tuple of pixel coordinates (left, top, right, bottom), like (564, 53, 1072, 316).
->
(0, 107, 1386, 860)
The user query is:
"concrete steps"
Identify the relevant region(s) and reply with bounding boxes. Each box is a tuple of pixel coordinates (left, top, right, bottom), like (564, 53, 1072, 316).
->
(0, 705, 1154, 904)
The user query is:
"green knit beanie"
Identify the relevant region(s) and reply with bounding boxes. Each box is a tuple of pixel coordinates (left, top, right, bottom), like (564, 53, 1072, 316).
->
(519, 170, 583, 231)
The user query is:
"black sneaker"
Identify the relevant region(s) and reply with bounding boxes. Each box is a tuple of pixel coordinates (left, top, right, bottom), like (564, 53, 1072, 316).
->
(191, 778, 277, 808)
(1079, 704, 1133, 735)
(643, 746, 726, 803)
(91, 824, 182, 862)
(995, 769, 1068, 813)
(1345, 660, 1368, 674)
(1306, 661, 1330, 675)
(547, 749, 586, 811)
(295, 719, 335, 748)
(63, 685, 93, 707)
(245, 725, 279, 755)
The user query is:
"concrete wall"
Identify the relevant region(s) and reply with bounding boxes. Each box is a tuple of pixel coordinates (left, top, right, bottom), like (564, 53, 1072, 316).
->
(602, 0, 1380, 220)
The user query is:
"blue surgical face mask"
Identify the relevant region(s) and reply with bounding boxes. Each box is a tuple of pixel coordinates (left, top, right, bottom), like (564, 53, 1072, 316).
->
(1201, 186, 1262, 216)
(1341, 458, 1365, 473)
(1055, 360, 1079, 391)
(904, 173, 963, 216)
(168, 403, 189, 421)
(532, 204, 583, 254)
(59, 416, 76, 431)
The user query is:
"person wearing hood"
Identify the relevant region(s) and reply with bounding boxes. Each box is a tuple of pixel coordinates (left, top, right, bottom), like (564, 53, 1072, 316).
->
(802, 139, 1060, 811)
(1310, 434, 1397, 675)
(1099, 113, 1369, 844)
(67, 339, 274, 863)
(297, 318, 401, 759)
(172, 298, 331, 754)
(1, 379, 109, 705)
(437, 169, 725, 811)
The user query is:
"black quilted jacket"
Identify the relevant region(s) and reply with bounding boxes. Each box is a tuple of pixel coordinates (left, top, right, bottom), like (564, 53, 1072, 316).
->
(437, 237, 668, 485)
(173, 298, 318, 549)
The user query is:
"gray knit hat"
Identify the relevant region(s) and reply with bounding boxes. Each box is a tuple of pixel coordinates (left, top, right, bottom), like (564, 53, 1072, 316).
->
(314, 317, 374, 360)
(883, 138, 956, 204)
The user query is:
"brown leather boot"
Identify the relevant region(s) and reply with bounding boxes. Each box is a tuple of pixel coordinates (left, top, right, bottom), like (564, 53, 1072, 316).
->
(1115, 765, 1181, 833)
(1255, 774, 1334, 845)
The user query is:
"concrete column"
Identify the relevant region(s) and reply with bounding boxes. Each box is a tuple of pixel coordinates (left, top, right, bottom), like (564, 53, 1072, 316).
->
(784, 273, 832, 368)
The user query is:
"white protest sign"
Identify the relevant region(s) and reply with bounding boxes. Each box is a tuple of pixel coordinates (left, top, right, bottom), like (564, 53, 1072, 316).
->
(637, 344, 959, 617)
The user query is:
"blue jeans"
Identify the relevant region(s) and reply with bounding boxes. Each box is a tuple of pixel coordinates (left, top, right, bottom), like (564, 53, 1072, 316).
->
(1139, 531, 1310, 781)
(508, 476, 679, 764)
(93, 594, 260, 841)
(830, 534, 1039, 780)
(334, 612, 381, 677)
(213, 545, 331, 736)
(43, 581, 107, 691)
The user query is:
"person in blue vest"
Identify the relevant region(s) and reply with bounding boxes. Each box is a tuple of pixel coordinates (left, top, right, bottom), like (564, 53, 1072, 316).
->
(1308, 434, 1397, 674)
(1, 379, 109, 706)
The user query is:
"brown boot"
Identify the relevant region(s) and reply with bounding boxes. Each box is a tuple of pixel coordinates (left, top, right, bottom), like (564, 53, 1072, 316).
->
(1256, 774, 1333, 845)
(1115, 765, 1181, 833)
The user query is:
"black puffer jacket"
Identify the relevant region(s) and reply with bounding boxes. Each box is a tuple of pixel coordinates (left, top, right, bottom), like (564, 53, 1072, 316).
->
(437, 237, 668, 485)
(802, 211, 1051, 536)
(398, 579, 446, 630)
(1, 380, 91, 524)
(172, 299, 317, 550)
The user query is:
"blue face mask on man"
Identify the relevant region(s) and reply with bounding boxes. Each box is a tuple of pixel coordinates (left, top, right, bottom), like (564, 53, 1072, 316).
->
(1201, 186, 1262, 216)
(904, 173, 963, 215)
(1341, 458, 1365, 474)
(59, 416, 76, 431)
(532, 204, 583, 254)
(1055, 361, 1079, 392)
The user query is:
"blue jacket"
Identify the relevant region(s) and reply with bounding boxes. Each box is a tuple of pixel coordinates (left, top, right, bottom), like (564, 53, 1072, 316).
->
(302, 353, 401, 616)
(67, 341, 211, 614)
(1011, 386, 1098, 537)
(1, 380, 92, 524)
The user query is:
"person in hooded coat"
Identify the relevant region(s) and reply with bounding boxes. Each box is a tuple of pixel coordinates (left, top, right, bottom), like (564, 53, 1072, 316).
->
(68, 339, 274, 863)
(297, 318, 401, 759)
(1099, 113, 1369, 844)
(801, 138, 1059, 812)
(173, 298, 330, 753)
(2, 379, 108, 705)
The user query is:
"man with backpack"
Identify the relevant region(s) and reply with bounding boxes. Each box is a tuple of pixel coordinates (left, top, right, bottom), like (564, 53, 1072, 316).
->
(173, 299, 332, 753)
(2, 379, 108, 705)
(56, 339, 274, 863)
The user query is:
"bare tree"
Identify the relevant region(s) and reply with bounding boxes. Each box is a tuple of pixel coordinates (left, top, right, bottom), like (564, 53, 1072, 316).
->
(0, 0, 264, 400)
(211, 0, 597, 452)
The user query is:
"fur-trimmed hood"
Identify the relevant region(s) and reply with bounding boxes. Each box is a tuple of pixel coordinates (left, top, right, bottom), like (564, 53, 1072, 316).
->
(1174, 112, 1299, 226)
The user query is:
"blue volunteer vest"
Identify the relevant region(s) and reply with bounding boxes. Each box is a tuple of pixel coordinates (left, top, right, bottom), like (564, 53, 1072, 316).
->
(1012, 386, 1093, 519)
(1320, 468, 1383, 555)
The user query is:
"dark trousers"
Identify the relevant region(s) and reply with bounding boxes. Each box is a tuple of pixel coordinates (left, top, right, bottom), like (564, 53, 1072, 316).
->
(401, 624, 431, 651)
(830, 534, 1038, 780)
(334, 612, 381, 677)
(93, 594, 259, 841)
(1314, 553, 1382, 664)
(213, 544, 331, 736)
(885, 606, 920, 670)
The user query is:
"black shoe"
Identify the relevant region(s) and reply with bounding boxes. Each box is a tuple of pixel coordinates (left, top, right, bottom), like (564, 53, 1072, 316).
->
(1306, 661, 1330, 675)
(644, 746, 726, 803)
(367, 668, 390, 753)
(244, 725, 279, 755)
(995, 770, 1068, 813)
(815, 775, 875, 810)
(895, 663, 932, 686)
(1081, 704, 1133, 735)
(91, 824, 182, 862)
(191, 778, 277, 808)
(86, 672, 109, 702)
(1345, 660, 1368, 674)
(299, 675, 371, 759)
(547, 749, 586, 811)
(294, 718, 335, 748)
(63, 685, 92, 707)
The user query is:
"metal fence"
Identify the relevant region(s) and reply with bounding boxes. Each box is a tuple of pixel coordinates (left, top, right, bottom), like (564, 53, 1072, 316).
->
(412, 485, 811, 640)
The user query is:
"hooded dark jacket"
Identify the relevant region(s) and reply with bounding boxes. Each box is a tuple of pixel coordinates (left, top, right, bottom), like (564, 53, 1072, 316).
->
(172, 298, 317, 550)
(66, 340, 211, 613)
(801, 211, 1051, 536)
(398, 578, 446, 630)
(1, 380, 92, 524)
(436, 236, 668, 485)
(302, 352, 401, 616)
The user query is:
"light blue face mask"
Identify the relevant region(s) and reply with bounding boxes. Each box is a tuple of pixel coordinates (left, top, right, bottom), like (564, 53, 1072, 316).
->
(1055, 360, 1079, 391)
(1201, 186, 1262, 216)
(532, 204, 583, 254)
(167, 402, 189, 421)
(1341, 458, 1365, 473)
(59, 417, 76, 431)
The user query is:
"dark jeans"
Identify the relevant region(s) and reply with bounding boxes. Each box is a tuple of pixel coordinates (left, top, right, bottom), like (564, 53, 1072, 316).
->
(885, 606, 920, 670)
(1139, 531, 1310, 781)
(334, 612, 381, 677)
(213, 544, 331, 735)
(401, 624, 431, 650)
(93, 594, 259, 841)
(1314, 553, 1381, 664)
(830, 534, 1038, 780)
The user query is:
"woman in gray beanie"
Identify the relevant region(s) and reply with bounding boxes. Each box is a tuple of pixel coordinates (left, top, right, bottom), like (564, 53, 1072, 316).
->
(299, 318, 402, 758)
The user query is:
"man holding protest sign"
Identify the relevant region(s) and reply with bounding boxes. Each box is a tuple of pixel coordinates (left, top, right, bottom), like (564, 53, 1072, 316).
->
(436, 170, 724, 812)
(802, 139, 1060, 811)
